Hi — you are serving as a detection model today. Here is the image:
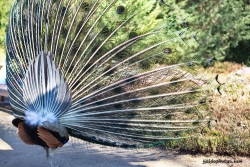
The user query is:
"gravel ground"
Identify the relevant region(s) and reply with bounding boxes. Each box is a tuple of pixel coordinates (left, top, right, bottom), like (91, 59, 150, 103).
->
(0, 104, 249, 167)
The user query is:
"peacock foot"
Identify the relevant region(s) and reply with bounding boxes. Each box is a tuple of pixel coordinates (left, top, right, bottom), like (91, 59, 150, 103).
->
(48, 155, 59, 167)
(45, 147, 59, 167)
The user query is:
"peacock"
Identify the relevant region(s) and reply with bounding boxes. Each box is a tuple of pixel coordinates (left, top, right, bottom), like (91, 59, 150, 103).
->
(6, 0, 207, 166)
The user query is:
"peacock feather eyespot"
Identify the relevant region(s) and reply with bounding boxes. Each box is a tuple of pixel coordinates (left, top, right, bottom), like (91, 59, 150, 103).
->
(116, 6, 125, 14)
(163, 48, 172, 54)
(156, 13, 164, 19)
(61, 6, 66, 17)
(129, 31, 138, 39)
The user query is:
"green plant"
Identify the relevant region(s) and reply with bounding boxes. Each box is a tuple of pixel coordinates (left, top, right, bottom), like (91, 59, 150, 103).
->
(179, 0, 250, 64)
(0, 0, 14, 49)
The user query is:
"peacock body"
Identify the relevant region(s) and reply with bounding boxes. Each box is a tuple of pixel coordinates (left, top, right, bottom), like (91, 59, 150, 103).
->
(6, 0, 206, 166)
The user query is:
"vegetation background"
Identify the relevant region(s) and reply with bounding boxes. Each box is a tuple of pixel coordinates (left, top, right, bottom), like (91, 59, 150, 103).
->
(0, 0, 249, 156)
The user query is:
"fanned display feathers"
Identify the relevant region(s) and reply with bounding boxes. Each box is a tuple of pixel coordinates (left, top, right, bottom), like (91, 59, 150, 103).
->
(6, 0, 206, 149)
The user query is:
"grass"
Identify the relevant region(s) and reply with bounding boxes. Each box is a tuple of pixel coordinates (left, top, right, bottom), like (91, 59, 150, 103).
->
(205, 62, 250, 155)
(166, 61, 250, 156)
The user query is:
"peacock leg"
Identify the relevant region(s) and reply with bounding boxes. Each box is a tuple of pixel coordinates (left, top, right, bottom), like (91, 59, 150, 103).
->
(46, 147, 59, 167)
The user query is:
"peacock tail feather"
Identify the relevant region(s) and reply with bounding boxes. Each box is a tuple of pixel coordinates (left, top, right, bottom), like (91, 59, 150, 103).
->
(6, 0, 207, 148)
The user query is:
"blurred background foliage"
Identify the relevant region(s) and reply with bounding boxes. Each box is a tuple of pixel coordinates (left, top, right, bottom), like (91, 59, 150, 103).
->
(0, 0, 249, 65)
(180, 0, 250, 65)
(0, 0, 13, 48)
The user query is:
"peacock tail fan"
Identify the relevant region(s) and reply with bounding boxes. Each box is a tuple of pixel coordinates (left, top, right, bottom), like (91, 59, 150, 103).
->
(6, 0, 208, 148)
